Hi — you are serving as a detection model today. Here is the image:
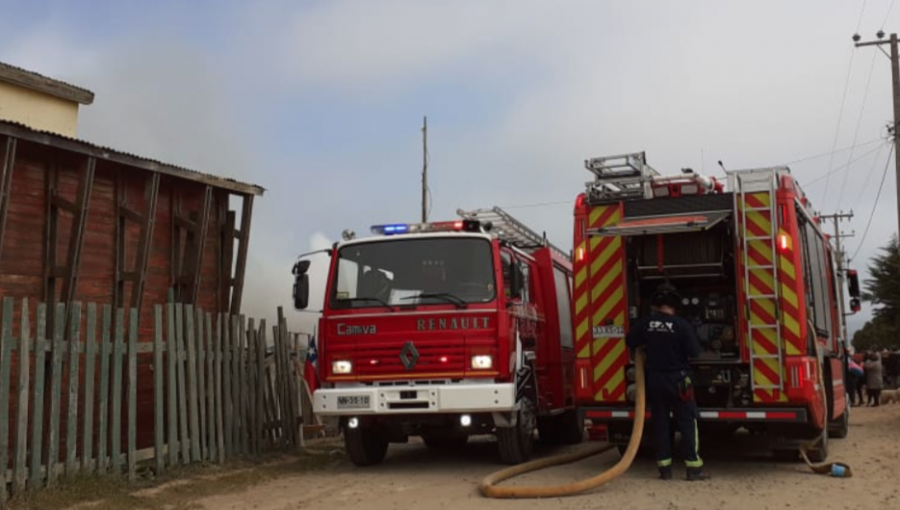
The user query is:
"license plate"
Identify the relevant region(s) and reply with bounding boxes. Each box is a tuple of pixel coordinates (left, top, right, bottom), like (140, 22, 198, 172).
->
(593, 325, 625, 338)
(337, 395, 370, 410)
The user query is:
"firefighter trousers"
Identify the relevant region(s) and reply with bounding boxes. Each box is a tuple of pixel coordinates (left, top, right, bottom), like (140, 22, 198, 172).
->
(648, 370, 703, 470)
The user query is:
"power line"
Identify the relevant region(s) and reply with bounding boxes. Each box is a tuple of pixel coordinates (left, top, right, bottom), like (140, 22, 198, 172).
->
(838, 49, 879, 209)
(782, 137, 882, 166)
(883, 0, 896, 30)
(851, 142, 894, 261)
(824, 0, 869, 202)
(853, 142, 887, 207)
(805, 141, 888, 186)
(499, 199, 573, 210)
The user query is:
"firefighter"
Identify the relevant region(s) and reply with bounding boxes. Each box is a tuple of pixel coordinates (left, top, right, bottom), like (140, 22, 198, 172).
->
(626, 282, 708, 481)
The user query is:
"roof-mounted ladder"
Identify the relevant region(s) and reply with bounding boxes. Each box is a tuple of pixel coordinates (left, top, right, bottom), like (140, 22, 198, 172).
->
(456, 206, 569, 261)
(584, 151, 661, 203)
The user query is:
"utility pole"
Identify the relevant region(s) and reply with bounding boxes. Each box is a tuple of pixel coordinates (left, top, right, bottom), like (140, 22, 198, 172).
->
(821, 211, 855, 346)
(421, 116, 428, 223)
(854, 31, 900, 245)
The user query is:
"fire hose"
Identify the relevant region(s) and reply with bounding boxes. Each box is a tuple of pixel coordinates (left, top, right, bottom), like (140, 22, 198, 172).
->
(478, 347, 852, 499)
(477, 348, 648, 498)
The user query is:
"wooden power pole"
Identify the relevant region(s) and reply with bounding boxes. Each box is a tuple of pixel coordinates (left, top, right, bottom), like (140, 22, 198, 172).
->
(820, 211, 855, 345)
(422, 116, 428, 223)
(855, 31, 900, 242)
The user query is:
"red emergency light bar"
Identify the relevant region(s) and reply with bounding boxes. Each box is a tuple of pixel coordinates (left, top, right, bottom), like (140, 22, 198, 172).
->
(370, 219, 486, 235)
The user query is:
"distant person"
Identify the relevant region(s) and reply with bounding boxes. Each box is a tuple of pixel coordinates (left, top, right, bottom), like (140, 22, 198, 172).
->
(865, 352, 884, 406)
(847, 358, 863, 406)
(626, 282, 708, 482)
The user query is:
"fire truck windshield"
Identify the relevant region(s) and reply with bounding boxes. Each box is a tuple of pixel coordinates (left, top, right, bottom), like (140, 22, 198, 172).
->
(329, 237, 496, 310)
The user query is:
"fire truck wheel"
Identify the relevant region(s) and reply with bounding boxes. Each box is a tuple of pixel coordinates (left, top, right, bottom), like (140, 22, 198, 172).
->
(555, 408, 585, 445)
(804, 425, 829, 463)
(828, 404, 850, 439)
(497, 398, 536, 465)
(344, 426, 389, 467)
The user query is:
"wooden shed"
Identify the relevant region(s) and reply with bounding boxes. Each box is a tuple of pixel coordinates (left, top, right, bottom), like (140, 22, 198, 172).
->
(0, 118, 265, 453)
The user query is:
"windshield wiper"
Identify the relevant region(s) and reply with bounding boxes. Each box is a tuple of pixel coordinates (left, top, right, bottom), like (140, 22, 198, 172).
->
(338, 297, 395, 311)
(401, 292, 468, 309)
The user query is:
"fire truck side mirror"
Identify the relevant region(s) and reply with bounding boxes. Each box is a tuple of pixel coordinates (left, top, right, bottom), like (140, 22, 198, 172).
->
(847, 269, 861, 298)
(292, 260, 311, 309)
(850, 298, 861, 314)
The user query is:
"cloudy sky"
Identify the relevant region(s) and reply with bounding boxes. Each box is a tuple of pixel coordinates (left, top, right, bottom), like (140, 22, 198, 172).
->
(0, 0, 897, 338)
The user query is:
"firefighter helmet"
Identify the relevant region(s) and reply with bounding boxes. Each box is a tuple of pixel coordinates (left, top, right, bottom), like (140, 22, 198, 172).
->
(651, 282, 682, 308)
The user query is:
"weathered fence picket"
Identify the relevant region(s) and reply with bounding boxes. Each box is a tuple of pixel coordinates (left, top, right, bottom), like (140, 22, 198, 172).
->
(0, 298, 305, 506)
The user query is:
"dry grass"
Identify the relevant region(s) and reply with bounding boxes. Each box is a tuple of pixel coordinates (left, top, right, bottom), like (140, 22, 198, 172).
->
(5, 440, 346, 510)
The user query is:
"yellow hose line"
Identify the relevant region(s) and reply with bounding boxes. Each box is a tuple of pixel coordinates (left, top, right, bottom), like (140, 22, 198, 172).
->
(479, 349, 647, 499)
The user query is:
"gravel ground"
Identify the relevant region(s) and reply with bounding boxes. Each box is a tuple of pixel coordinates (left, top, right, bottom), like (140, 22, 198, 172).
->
(190, 403, 899, 510)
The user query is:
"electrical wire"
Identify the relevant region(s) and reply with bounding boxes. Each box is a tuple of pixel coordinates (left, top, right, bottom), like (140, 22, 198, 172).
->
(850, 141, 894, 261)
(823, 0, 869, 203)
(882, 0, 896, 30)
(805, 142, 887, 186)
(783, 137, 882, 166)
(853, 142, 886, 208)
(837, 49, 879, 210)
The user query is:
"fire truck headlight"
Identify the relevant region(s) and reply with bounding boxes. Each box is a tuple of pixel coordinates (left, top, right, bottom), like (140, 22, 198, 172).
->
(471, 355, 493, 370)
(332, 360, 353, 374)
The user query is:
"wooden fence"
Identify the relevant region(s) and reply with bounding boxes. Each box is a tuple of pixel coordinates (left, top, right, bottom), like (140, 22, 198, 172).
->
(0, 297, 304, 505)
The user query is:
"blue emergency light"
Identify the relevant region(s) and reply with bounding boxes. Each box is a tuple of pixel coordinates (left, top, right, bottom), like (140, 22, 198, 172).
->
(370, 219, 486, 236)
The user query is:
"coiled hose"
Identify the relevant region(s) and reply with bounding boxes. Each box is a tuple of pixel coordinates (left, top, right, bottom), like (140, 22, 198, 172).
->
(478, 348, 647, 498)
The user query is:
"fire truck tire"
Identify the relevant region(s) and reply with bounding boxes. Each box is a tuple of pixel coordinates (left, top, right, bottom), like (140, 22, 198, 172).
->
(828, 404, 849, 439)
(344, 427, 389, 467)
(497, 398, 536, 465)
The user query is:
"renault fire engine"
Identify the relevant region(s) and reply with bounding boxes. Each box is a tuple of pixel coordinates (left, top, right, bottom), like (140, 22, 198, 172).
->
(292, 206, 583, 466)
(571, 152, 861, 462)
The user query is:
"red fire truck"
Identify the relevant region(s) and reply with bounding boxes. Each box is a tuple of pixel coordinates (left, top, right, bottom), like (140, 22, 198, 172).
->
(292, 206, 583, 466)
(571, 152, 861, 462)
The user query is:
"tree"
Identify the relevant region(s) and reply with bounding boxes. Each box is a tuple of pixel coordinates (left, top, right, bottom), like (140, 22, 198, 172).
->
(854, 234, 900, 352)
(852, 315, 898, 352)
(862, 234, 900, 330)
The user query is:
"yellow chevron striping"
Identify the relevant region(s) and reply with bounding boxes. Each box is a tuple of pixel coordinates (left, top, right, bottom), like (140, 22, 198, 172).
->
(578, 343, 591, 359)
(575, 266, 587, 290)
(576, 317, 590, 341)
(575, 291, 588, 315)
(592, 338, 625, 382)
(591, 258, 622, 301)
(779, 254, 796, 281)
(590, 237, 620, 276)
(592, 286, 625, 325)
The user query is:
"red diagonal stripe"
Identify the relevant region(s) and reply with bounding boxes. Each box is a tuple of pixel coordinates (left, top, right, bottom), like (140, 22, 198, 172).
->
(588, 236, 614, 267)
(745, 194, 767, 209)
(750, 300, 777, 324)
(607, 380, 627, 402)
(591, 206, 620, 228)
(746, 218, 770, 238)
(748, 242, 774, 266)
(591, 338, 620, 366)
(595, 347, 628, 390)
(592, 279, 625, 322)
(754, 359, 781, 383)
(752, 328, 779, 353)
(748, 272, 775, 296)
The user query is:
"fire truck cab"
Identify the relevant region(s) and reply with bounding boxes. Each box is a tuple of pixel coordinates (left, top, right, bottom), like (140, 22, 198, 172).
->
(571, 152, 860, 462)
(293, 206, 582, 466)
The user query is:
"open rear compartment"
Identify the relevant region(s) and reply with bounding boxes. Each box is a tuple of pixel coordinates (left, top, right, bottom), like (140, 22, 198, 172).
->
(619, 201, 755, 411)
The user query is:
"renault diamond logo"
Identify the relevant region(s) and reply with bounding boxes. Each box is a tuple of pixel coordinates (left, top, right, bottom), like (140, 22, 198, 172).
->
(399, 341, 419, 370)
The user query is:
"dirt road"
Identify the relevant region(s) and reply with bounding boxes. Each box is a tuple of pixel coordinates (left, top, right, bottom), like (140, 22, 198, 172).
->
(181, 403, 900, 510)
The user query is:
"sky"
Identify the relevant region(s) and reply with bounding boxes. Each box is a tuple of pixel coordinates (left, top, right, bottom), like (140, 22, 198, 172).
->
(0, 0, 897, 339)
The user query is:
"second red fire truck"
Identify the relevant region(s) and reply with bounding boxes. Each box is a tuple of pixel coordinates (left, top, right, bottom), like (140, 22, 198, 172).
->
(571, 152, 861, 462)
(293, 207, 582, 466)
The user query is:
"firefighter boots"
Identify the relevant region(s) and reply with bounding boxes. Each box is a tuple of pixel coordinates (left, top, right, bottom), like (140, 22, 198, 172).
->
(686, 467, 710, 481)
(658, 466, 672, 480)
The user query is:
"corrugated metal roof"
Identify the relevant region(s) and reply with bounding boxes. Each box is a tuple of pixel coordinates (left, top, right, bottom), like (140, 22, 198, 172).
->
(0, 119, 265, 196)
(0, 60, 95, 105)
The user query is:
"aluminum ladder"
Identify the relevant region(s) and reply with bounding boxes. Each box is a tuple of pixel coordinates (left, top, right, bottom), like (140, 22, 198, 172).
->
(732, 169, 784, 395)
(456, 206, 569, 261)
(583, 151, 661, 203)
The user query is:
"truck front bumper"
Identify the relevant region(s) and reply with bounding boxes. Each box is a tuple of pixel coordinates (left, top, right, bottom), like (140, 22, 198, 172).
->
(313, 383, 517, 416)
